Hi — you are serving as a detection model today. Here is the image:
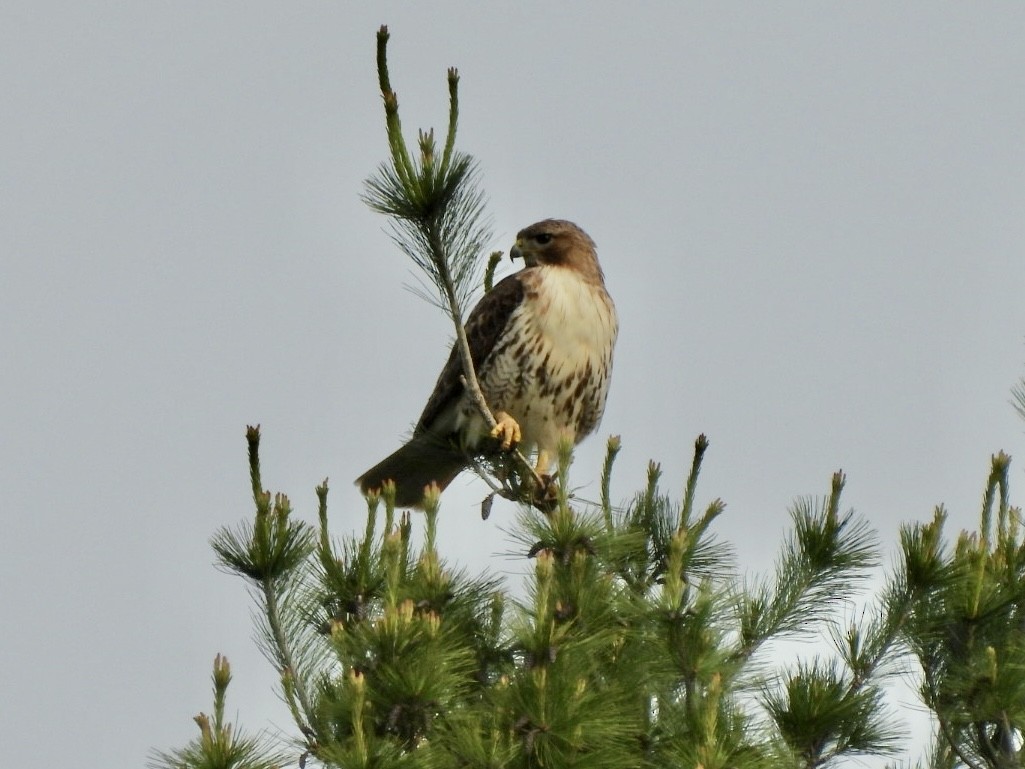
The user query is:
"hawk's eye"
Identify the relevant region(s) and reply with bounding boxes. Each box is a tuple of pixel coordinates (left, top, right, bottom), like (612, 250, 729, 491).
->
(534, 233, 553, 245)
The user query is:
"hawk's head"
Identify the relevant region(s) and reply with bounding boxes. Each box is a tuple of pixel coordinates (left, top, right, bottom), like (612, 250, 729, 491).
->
(510, 219, 604, 282)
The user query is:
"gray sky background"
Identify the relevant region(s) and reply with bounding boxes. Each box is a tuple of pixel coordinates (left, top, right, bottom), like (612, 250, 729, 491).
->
(3, 3, 1025, 767)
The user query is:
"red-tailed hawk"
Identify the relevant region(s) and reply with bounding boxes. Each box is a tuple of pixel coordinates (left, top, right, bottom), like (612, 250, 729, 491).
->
(356, 219, 617, 508)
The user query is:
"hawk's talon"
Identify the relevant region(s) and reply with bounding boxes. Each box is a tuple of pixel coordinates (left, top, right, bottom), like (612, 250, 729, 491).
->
(490, 411, 522, 450)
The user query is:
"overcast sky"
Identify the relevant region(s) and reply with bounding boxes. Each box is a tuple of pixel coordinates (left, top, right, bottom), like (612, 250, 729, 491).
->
(3, 3, 1025, 767)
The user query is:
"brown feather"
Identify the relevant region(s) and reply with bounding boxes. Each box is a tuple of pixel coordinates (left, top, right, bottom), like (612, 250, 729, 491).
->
(355, 435, 466, 509)
(414, 273, 525, 435)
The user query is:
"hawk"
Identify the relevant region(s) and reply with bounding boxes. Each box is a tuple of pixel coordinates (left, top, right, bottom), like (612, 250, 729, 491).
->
(356, 219, 617, 508)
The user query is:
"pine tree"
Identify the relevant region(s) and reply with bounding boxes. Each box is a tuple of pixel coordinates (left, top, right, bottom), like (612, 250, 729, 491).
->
(152, 28, 1025, 769)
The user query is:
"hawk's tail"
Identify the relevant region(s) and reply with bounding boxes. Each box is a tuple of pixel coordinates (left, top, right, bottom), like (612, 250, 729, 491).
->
(355, 436, 467, 509)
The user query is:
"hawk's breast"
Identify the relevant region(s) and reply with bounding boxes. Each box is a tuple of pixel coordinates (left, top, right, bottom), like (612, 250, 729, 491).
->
(468, 265, 617, 458)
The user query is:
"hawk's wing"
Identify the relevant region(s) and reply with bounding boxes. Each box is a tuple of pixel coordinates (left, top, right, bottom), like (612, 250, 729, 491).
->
(413, 272, 526, 436)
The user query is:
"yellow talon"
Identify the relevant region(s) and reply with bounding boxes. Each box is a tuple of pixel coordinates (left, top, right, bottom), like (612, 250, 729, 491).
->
(490, 411, 522, 450)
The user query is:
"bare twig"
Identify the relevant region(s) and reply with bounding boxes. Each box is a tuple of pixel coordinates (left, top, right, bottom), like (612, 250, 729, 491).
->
(426, 224, 546, 496)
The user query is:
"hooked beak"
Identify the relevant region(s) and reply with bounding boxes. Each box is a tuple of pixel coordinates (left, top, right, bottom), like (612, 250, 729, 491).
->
(509, 241, 522, 261)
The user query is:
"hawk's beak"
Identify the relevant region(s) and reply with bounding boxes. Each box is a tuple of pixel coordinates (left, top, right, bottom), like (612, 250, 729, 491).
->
(510, 240, 523, 261)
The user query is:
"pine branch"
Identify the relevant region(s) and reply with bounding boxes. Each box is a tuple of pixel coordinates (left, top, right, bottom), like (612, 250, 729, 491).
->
(762, 659, 901, 767)
(362, 27, 544, 500)
(149, 655, 289, 769)
(262, 576, 317, 738)
(735, 471, 877, 663)
(212, 427, 321, 746)
(600, 435, 622, 531)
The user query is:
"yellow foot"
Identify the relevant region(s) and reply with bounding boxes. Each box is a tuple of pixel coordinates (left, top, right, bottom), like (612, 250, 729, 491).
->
(490, 411, 522, 450)
(533, 449, 552, 478)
